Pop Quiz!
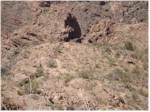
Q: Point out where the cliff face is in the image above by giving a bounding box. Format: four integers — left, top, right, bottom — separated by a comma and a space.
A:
1, 1, 148, 110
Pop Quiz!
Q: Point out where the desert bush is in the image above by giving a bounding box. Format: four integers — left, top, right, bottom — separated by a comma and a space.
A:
139, 89, 148, 97
143, 62, 148, 70
131, 51, 142, 59
1, 61, 11, 76
49, 104, 64, 110
47, 60, 57, 68
98, 97, 107, 105
107, 68, 131, 83
1, 67, 9, 76
107, 56, 115, 66
64, 74, 74, 84
55, 47, 62, 53
22, 50, 31, 59
115, 51, 121, 58
31, 94, 39, 100
131, 66, 142, 81
78, 69, 94, 80
11, 47, 20, 56
24, 78, 39, 94
124, 41, 134, 51
36, 67, 44, 77
124, 83, 135, 92
131, 91, 139, 100
18, 78, 29, 87
102, 44, 112, 54
18, 78, 39, 94
95, 64, 100, 68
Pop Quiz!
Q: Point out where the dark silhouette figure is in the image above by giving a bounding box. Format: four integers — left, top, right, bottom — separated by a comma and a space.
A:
64, 13, 81, 42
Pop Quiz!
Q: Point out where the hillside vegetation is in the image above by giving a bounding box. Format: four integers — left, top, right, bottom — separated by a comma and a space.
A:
1, 1, 148, 110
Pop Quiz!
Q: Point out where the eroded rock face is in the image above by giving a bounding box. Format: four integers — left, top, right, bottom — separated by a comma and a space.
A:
87, 18, 115, 43
1, 1, 148, 54
2, 11, 83, 61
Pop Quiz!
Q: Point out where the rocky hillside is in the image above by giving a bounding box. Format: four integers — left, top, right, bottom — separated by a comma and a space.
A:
1, 1, 148, 110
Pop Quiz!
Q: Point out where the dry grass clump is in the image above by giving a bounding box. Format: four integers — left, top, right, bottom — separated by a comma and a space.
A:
124, 41, 134, 51
107, 68, 131, 83
24, 78, 39, 94
36, 67, 44, 77
18, 77, 39, 94
64, 73, 74, 84
78, 69, 94, 80
47, 59, 57, 68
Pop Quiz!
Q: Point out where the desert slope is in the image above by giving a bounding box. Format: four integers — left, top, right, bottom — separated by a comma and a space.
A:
1, 1, 148, 110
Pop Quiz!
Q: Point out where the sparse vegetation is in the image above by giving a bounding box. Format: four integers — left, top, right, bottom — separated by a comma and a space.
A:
22, 50, 31, 59
36, 67, 44, 77
55, 46, 62, 53
18, 77, 39, 94
24, 78, 39, 94
107, 68, 131, 83
98, 97, 107, 105
102, 43, 112, 54
131, 90, 139, 100
131, 51, 142, 59
31, 94, 39, 100
143, 62, 148, 70
1, 66, 9, 76
18, 78, 29, 87
115, 51, 121, 58
131, 66, 144, 82
1, 1, 148, 110
48, 103, 64, 110
47, 59, 57, 68
78, 69, 94, 80
95, 64, 100, 68
107, 56, 115, 66
124, 41, 134, 51
124, 83, 135, 92
64, 74, 74, 84
139, 89, 148, 97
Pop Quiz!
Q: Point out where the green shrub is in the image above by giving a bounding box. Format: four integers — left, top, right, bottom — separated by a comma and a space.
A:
36, 67, 44, 77
98, 97, 107, 105
107, 56, 115, 66
131, 51, 142, 59
50, 104, 64, 110
139, 89, 148, 97
47, 60, 57, 68
18, 78, 39, 94
124, 41, 134, 51
102, 45, 111, 54
143, 62, 148, 70
95, 64, 100, 68
24, 78, 39, 94
132, 66, 140, 75
131, 91, 139, 100
107, 68, 131, 83
115, 51, 121, 58
124, 83, 135, 91
64, 74, 74, 84
78, 69, 94, 80
55, 47, 62, 53
18, 78, 29, 87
